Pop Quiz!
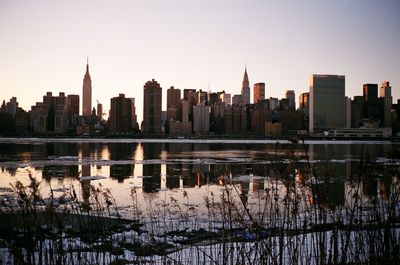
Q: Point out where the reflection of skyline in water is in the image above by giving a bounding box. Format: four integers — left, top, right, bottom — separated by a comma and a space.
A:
0, 142, 397, 210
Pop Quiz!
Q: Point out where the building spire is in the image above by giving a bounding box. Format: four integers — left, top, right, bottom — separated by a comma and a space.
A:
86, 55, 89, 73
243, 65, 249, 82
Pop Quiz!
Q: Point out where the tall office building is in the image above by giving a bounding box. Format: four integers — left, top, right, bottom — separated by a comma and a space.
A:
167, 86, 181, 121
380, 81, 392, 128
67, 95, 79, 128
363, 83, 379, 122
269, 97, 279, 110
309, 74, 345, 132
254, 83, 265, 104
82, 59, 92, 116
143, 79, 162, 134
219, 92, 231, 107
6, 97, 18, 117
31, 92, 69, 134
193, 104, 210, 135
97, 102, 103, 120
109, 94, 134, 134
241, 67, 250, 105
299, 92, 309, 113
285, 90, 296, 110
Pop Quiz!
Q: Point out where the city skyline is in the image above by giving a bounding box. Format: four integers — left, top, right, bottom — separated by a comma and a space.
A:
1, 0, 399, 123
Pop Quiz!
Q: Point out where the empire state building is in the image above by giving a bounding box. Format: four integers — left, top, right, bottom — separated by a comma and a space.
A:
82, 59, 92, 116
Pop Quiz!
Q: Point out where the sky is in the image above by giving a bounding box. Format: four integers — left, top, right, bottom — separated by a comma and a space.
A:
0, 0, 399, 123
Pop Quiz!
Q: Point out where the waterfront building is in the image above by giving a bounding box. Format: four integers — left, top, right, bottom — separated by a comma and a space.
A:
309, 74, 345, 132
97, 102, 103, 120
167, 86, 181, 121
143, 79, 162, 134
31, 92, 69, 134
380, 81, 392, 128
351, 96, 364, 128
109, 94, 135, 134
6, 97, 18, 117
225, 105, 247, 134
345, 97, 351, 128
82, 59, 92, 117
241, 67, 250, 105
254, 83, 265, 104
363, 83, 380, 122
285, 90, 296, 110
169, 99, 192, 135
67, 94, 79, 128
251, 101, 270, 135
299, 92, 309, 113
193, 104, 210, 135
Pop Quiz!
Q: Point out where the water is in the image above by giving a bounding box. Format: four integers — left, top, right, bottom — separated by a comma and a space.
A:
0, 138, 399, 263
0, 138, 397, 216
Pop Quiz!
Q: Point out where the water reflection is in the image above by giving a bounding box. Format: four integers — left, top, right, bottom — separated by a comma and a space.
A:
0, 141, 397, 210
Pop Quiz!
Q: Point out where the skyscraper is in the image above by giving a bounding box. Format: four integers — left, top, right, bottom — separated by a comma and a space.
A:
380, 81, 392, 128
299, 92, 309, 113
363, 84, 379, 122
253, 83, 265, 104
241, 67, 250, 105
109, 94, 134, 134
285, 90, 296, 110
96, 101, 103, 120
82, 59, 92, 116
167, 86, 181, 121
31, 92, 68, 134
143, 79, 162, 134
309, 74, 345, 132
67, 94, 79, 128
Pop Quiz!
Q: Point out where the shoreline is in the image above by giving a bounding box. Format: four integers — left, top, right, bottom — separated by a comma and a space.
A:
0, 136, 395, 144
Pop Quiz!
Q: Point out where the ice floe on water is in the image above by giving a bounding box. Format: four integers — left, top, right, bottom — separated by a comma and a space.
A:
80, 175, 107, 181
232, 175, 265, 182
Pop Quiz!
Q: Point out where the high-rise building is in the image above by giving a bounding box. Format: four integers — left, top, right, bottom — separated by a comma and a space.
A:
345, 97, 351, 128
31, 92, 68, 134
196, 90, 208, 105
309, 74, 345, 132
82, 59, 92, 116
254, 83, 265, 104
363, 84, 378, 103
143, 79, 162, 134
351, 96, 364, 128
232, 94, 243, 106
6, 97, 18, 117
380, 81, 392, 128
193, 104, 210, 135
225, 105, 247, 134
67, 95, 79, 128
269, 97, 279, 110
129, 98, 138, 130
96, 101, 103, 120
241, 67, 250, 105
219, 92, 231, 107
167, 86, 181, 121
299, 92, 309, 113
285, 90, 296, 110
109, 94, 134, 134
363, 84, 379, 122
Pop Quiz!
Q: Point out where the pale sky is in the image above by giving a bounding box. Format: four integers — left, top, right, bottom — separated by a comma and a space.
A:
0, 0, 399, 123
